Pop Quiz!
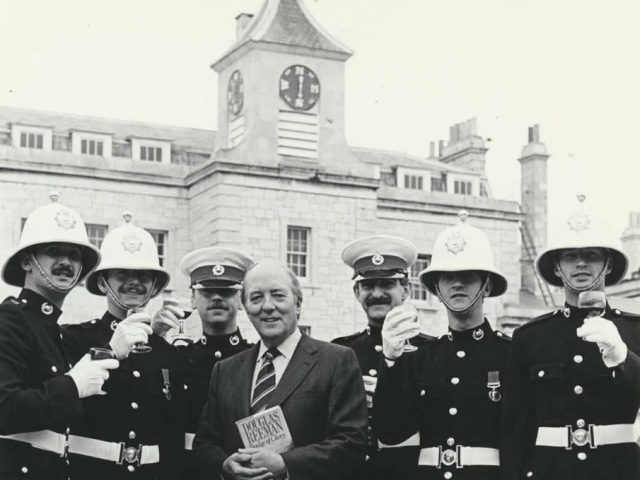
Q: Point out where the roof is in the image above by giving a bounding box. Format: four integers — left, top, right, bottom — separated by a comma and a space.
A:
351, 146, 481, 175
0, 106, 215, 152
214, 0, 352, 67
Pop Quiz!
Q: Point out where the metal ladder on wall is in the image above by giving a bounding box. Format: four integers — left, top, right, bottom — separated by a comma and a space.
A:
520, 218, 556, 307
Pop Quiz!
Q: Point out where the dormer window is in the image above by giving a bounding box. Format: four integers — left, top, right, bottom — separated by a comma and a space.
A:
71, 131, 112, 157
396, 167, 431, 191
131, 138, 171, 164
448, 174, 479, 197
12, 125, 52, 151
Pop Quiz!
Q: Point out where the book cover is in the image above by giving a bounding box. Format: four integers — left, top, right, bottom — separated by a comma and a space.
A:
236, 405, 294, 453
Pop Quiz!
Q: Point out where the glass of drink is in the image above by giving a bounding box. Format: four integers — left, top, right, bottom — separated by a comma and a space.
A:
401, 302, 419, 353
578, 291, 606, 318
90, 347, 117, 394
127, 307, 152, 354
171, 297, 194, 346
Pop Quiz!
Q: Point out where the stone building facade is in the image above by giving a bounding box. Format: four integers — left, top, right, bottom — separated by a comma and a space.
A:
0, 0, 548, 342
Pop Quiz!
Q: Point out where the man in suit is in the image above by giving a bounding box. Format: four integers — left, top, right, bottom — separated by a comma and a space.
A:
500, 195, 640, 480
194, 259, 368, 480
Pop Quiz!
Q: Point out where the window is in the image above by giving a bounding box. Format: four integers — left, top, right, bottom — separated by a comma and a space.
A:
454, 180, 473, 196
410, 255, 431, 301
81, 139, 104, 156
287, 226, 309, 278
147, 230, 167, 266
140, 146, 163, 162
20, 132, 44, 149
86, 224, 108, 249
404, 175, 424, 190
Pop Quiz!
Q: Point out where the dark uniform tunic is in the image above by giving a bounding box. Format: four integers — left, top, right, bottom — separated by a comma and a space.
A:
500, 304, 640, 480
333, 326, 433, 480
177, 329, 251, 479
0, 289, 83, 480
374, 319, 511, 480
61, 311, 187, 480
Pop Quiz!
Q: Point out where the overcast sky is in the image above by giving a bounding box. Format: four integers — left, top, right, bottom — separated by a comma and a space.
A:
1, 0, 639, 247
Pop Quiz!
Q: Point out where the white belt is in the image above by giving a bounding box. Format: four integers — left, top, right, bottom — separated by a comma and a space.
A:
536, 424, 637, 449
378, 432, 420, 449
185, 433, 195, 451
418, 446, 499, 468
0, 431, 160, 465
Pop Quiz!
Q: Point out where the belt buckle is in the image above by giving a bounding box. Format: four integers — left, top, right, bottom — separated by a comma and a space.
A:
438, 445, 462, 469
60, 428, 70, 459
118, 443, 142, 466
566, 425, 595, 449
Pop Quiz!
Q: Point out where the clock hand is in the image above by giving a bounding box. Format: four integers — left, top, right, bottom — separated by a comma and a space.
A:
298, 75, 304, 98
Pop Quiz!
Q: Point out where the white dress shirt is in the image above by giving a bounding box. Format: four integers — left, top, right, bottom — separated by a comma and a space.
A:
251, 328, 302, 399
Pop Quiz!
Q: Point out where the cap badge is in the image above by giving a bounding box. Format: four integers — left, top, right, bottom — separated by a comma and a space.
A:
568, 213, 590, 233
230, 334, 240, 346
446, 231, 466, 254
371, 254, 385, 266
55, 208, 77, 231
122, 232, 142, 254
212, 265, 225, 276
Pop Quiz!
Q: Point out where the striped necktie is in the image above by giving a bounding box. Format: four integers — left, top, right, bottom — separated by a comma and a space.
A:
251, 348, 281, 413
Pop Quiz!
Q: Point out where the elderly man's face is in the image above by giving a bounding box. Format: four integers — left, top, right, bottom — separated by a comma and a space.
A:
244, 262, 300, 348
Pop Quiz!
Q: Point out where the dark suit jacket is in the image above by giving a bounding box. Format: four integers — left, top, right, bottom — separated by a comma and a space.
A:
193, 333, 368, 480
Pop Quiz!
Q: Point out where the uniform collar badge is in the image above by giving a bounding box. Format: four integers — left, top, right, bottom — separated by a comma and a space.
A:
122, 232, 142, 253
200, 335, 207, 345
563, 308, 571, 318
472, 328, 484, 341
212, 265, 225, 276
41, 302, 53, 315
111, 320, 118, 331
230, 334, 240, 346
55, 208, 77, 230
445, 231, 466, 254
371, 254, 384, 266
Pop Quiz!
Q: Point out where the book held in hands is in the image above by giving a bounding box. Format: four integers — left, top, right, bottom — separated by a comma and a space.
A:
236, 406, 294, 453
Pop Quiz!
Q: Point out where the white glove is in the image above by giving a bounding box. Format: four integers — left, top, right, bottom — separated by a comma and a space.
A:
151, 298, 184, 337
382, 305, 421, 361
363, 375, 377, 408
66, 354, 119, 398
577, 317, 628, 368
109, 312, 153, 360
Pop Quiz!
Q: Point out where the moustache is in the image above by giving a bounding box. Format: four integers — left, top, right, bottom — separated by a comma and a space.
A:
119, 285, 147, 295
51, 265, 74, 277
208, 303, 229, 310
366, 297, 391, 307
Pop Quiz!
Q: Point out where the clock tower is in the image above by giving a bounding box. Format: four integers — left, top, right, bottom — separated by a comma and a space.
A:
211, 0, 363, 169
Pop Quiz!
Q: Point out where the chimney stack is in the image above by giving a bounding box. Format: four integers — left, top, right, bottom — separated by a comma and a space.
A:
236, 13, 254, 39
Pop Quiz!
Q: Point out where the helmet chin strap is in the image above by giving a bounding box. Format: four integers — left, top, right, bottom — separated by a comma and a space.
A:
555, 252, 610, 294
436, 275, 490, 316
29, 251, 82, 294
101, 273, 157, 313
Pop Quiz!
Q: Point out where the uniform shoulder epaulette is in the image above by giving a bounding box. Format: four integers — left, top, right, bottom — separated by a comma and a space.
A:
69, 318, 102, 330
413, 333, 438, 345
493, 330, 512, 341
611, 308, 640, 319
331, 329, 366, 344
517, 310, 558, 331
1, 297, 26, 310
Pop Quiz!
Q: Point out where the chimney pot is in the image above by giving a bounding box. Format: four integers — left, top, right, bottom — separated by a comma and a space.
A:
438, 140, 444, 157
430, 142, 435, 157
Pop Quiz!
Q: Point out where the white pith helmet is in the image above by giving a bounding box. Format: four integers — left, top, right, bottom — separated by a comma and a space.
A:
1, 191, 101, 287
419, 210, 508, 297
85, 211, 170, 296
535, 194, 628, 287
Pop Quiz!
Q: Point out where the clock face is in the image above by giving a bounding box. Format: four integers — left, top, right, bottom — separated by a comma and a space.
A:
227, 70, 244, 117
279, 65, 320, 111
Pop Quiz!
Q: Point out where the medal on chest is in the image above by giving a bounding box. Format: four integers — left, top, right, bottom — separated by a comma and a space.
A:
487, 371, 501, 402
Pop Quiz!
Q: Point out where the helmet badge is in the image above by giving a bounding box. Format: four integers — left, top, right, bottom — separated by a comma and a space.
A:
122, 232, 143, 254
212, 265, 225, 276
371, 254, 385, 266
55, 208, 77, 231
446, 231, 466, 255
